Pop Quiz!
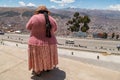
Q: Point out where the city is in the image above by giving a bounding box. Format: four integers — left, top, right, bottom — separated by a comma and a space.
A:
0, 0, 120, 80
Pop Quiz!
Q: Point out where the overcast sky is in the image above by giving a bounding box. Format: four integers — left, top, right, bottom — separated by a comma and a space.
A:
0, 0, 120, 11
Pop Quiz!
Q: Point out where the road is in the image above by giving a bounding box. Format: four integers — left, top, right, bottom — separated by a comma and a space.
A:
0, 33, 120, 54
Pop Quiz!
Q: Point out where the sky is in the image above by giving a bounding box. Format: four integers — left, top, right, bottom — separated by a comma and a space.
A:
0, 0, 120, 10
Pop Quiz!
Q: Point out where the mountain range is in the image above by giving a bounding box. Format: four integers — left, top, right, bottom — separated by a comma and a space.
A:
0, 7, 120, 35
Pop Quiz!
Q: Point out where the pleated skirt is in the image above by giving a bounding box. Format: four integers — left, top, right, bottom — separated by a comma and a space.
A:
28, 44, 58, 73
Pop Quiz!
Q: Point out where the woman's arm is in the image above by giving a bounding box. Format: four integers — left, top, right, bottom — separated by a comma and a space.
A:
49, 16, 58, 32
26, 16, 34, 30
53, 20, 57, 32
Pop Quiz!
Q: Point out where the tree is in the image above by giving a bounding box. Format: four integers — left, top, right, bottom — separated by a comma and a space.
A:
116, 34, 119, 40
102, 32, 108, 39
81, 16, 90, 32
66, 12, 90, 32
111, 33, 115, 39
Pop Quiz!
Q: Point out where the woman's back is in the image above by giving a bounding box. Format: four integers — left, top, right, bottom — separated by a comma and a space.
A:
26, 14, 57, 46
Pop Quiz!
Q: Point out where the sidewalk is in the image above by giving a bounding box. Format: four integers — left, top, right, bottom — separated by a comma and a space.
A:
0, 45, 120, 80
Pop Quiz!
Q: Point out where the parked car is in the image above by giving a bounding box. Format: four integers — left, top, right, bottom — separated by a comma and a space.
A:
0, 32, 5, 35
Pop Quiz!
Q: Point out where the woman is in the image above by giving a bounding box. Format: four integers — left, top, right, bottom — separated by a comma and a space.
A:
26, 5, 58, 76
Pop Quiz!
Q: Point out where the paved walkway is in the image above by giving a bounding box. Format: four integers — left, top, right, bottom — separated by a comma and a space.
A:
0, 45, 120, 80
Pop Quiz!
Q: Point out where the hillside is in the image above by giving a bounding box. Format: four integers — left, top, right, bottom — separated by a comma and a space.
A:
0, 7, 120, 35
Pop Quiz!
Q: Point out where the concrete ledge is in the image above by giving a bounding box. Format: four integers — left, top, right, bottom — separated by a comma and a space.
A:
0, 45, 120, 80
1, 39, 120, 55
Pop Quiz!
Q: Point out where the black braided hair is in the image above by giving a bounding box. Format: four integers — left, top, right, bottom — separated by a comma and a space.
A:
38, 10, 52, 38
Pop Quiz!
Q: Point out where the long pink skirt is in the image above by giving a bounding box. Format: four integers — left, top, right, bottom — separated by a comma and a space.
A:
28, 44, 58, 73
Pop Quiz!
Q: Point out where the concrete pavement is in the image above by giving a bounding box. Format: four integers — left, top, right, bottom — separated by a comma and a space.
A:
0, 45, 120, 80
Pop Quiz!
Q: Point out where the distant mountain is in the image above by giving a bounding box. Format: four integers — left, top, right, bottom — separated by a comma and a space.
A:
57, 8, 120, 34
0, 7, 120, 35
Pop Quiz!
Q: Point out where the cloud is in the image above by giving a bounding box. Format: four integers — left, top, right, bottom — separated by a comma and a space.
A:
27, 3, 35, 7
51, 5, 56, 8
19, 1, 26, 6
18, 1, 26, 6
19, 1, 36, 7
50, 0, 75, 6
0, 4, 7, 7
50, 0, 75, 3
108, 4, 120, 11
3, 4, 7, 7
69, 6, 76, 8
